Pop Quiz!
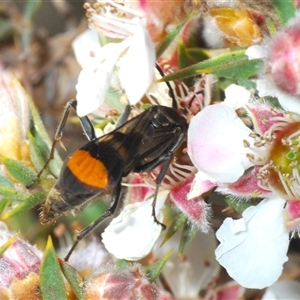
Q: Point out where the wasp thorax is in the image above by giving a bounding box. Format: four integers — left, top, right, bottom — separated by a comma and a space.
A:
265, 122, 300, 199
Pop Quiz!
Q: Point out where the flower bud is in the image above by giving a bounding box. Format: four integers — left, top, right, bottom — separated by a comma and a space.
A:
0, 228, 42, 299
268, 20, 300, 95
85, 264, 159, 300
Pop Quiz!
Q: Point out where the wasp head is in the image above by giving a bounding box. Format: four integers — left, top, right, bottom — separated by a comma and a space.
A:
39, 185, 71, 225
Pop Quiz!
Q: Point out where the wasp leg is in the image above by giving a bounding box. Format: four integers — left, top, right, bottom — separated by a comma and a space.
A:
36, 99, 96, 180
64, 180, 122, 261
134, 133, 186, 229
116, 104, 131, 128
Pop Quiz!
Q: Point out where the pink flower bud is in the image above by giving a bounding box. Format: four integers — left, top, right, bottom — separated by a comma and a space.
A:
85, 264, 159, 300
0, 231, 42, 289
268, 21, 300, 95
170, 177, 211, 233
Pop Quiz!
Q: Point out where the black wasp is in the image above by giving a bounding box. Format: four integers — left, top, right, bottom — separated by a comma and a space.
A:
39, 70, 188, 261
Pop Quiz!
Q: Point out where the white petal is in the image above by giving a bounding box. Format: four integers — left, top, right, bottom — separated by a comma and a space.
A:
245, 45, 268, 60
119, 22, 155, 105
102, 190, 168, 260
187, 104, 254, 183
153, 230, 219, 298
215, 198, 289, 289
75, 68, 108, 117
262, 280, 300, 299
224, 84, 251, 109
72, 29, 102, 68
76, 41, 129, 116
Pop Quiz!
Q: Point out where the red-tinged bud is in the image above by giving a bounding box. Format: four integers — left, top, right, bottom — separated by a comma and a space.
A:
170, 177, 211, 233
85, 264, 159, 300
0, 231, 42, 289
268, 20, 300, 95
0, 228, 43, 300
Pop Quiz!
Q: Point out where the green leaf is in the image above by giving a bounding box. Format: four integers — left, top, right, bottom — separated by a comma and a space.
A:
0, 18, 14, 40
159, 50, 263, 82
0, 186, 28, 201
116, 259, 131, 269
61, 261, 85, 300
0, 175, 14, 188
40, 237, 68, 300
178, 38, 189, 69
28, 131, 47, 175
147, 249, 173, 282
266, 17, 277, 35
24, 0, 42, 19
1, 191, 46, 219
0, 233, 19, 256
178, 223, 198, 256
225, 197, 260, 214
213, 58, 263, 79
271, 0, 296, 25
0, 198, 9, 216
237, 79, 256, 90
156, 18, 187, 58
0, 155, 37, 185
161, 213, 187, 247
29, 98, 62, 178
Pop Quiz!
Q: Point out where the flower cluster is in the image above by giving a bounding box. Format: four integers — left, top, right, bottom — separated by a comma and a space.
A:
2, 0, 300, 299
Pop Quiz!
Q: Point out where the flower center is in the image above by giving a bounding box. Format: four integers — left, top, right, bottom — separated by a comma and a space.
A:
267, 122, 300, 199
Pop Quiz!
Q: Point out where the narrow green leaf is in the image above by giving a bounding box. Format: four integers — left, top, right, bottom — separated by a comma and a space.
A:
116, 259, 131, 269
0, 155, 36, 185
61, 261, 85, 300
0, 233, 19, 256
161, 213, 187, 247
0, 175, 14, 188
178, 38, 189, 69
40, 237, 68, 300
225, 197, 260, 214
156, 19, 187, 58
237, 79, 256, 90
28, 98, 62, 178
271, 0, 296, 25
178, 223, 198, 256
24, 0, 42, 19
213, 58, 263, 79
0, 186, 28, 201
266, 17, 277, 35
0, 198, 9, 216
0, 18, 14, 40
28, 131, 47, 175
159, 50, 262, 82
147, 249, 173, 282
1, 191, 46, 219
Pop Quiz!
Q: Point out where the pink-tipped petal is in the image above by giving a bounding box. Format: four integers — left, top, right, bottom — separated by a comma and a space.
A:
188, 104, 254, 183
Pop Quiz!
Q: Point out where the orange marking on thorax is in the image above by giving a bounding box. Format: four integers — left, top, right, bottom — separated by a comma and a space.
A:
67, 149, 109, 189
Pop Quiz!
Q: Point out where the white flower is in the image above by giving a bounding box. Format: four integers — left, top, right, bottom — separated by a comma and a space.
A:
215, 198, 289, 289
102, 190, 168, 260
73, 17, 155, 116
187, 84, 300, 289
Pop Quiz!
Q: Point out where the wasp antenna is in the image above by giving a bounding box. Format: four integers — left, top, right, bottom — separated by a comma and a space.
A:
155, 63, 177, 109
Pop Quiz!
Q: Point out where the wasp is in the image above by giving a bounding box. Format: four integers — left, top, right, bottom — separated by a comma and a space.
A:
39, 94, 187, 261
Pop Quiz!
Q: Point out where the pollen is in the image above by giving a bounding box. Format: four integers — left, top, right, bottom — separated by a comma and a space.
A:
266, 122, 300, 199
